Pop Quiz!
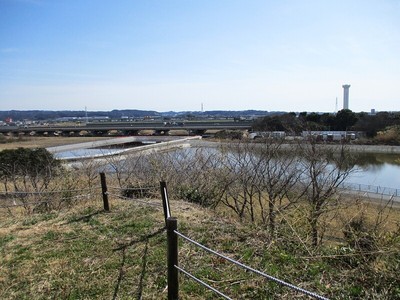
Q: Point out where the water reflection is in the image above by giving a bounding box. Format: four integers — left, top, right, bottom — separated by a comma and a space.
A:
343, 153, 400, 188
56, 144, 400, 189
173, 147, 400, 188
355, 153, 400, 167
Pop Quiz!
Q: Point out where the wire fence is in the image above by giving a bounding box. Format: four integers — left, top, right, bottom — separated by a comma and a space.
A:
162, 184, 330, 300
339, 182, 400, 197
0, 188, 98, 209
1, 173, 333, 299
175, 265, 233, 300
0, 173, 161, 212
0, 187, 95, 196
107, 192, 162, 208
178, 230, 329, 299
0, 193, 96, 209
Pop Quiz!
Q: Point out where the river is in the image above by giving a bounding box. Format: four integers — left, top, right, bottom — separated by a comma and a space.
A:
347, 153, 400, 192
54, 140, 400, 193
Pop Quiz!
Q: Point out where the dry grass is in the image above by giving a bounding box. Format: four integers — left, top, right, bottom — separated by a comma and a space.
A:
0, 136, 111, 150
1, 190, 399, 299
214, 192, 400, 246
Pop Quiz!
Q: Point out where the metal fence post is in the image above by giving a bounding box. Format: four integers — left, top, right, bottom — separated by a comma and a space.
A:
100, 172, 110, 212
160, 181, 171, 223
167, 217, 179, 300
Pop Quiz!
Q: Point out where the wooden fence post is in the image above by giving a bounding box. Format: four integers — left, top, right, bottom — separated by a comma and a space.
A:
167, 217, 179, 300
100, 172, 110, 212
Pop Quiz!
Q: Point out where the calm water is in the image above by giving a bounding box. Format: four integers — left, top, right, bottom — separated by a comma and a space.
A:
56, 146, 400, 189
348, 153, 400, 189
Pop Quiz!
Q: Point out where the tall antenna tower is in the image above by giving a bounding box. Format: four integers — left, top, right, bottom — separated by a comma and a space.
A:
85, 106, 88, 124
201, 103, 204, 112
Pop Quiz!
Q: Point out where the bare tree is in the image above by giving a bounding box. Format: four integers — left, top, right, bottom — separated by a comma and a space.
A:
0, 148, 62, 211
103, 150, 153, 188
218, 141, 265, 222
297, 139, 356, 246
147, 147, 228, 207
212, 140, 302, 231
71, 157, 104, 189
258, 141, 303, 234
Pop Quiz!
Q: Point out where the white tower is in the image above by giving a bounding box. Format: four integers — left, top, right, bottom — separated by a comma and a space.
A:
342, 84, 350, 110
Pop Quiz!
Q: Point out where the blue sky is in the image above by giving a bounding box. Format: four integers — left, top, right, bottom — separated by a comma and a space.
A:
1, 0, 399, 112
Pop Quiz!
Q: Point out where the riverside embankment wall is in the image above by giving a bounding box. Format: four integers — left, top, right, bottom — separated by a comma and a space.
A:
346, 144, 400, 154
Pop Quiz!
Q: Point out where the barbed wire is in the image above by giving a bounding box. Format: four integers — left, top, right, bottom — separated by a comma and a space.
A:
175, 265, 233, 300
175, 230, 330, 300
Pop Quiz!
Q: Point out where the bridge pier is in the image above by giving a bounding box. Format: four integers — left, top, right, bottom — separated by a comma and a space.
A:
123, 130, 139, 136
191, 129, 206, 136
154, 130, 170, 136
92, 130, 108, 136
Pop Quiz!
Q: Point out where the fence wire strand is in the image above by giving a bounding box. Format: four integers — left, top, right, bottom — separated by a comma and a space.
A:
107, 186, 158, 191
175, 230, 330, 300
0, 187, 96, 196
106, 192, 162, 208
175, 265, 233, 300
0, 192, 96, 209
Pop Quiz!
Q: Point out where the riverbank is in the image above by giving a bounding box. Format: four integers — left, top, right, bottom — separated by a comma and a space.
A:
347, 144, 400, 153
2, 136, 400, 154
188, 139, 400, 154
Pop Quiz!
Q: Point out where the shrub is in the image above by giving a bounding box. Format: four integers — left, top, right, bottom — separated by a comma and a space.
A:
342, 215, 378, 265
178, 186, 214, 207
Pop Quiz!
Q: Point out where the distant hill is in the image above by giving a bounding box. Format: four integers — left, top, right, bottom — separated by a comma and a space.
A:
0, 110, 160, 121
0, 109, 278, 121
162, 110, 280, 118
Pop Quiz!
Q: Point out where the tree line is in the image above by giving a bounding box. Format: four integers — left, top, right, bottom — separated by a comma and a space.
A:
253, 109, 400, 139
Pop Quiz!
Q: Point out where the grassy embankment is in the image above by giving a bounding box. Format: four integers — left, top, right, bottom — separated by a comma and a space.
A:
1, 192, 400, 299
1, 136, 399, 299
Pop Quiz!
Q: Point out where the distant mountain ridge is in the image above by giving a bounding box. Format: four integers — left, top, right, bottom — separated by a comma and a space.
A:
0, 109, 277, 121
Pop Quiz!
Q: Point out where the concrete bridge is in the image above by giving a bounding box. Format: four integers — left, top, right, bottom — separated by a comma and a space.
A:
0, 120, 253, 137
